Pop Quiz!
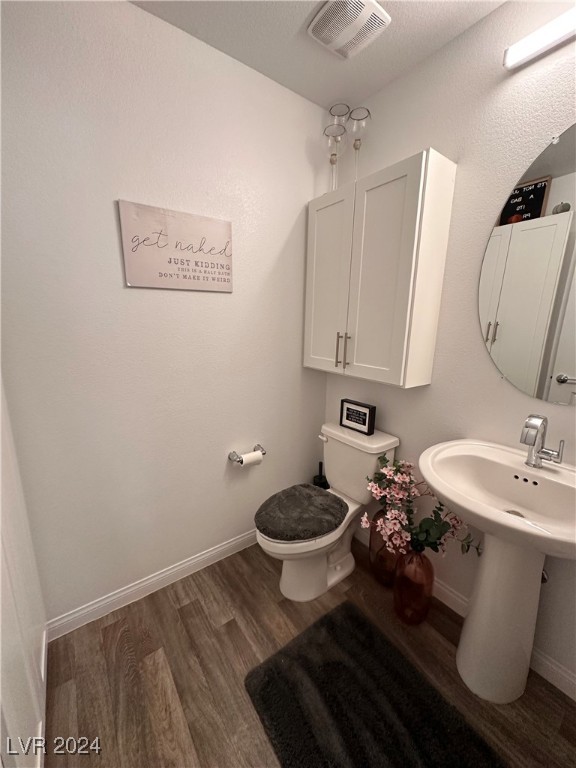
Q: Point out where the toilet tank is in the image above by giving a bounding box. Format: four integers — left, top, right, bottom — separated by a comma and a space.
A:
321, 423, 399, 505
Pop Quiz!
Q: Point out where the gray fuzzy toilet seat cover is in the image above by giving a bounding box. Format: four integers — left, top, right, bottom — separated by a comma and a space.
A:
255, 483, 348, 542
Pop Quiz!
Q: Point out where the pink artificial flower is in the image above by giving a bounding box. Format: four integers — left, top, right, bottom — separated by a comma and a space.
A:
360, 512, 370, 529
375, 517, 386, 533
367, 481, 386, 500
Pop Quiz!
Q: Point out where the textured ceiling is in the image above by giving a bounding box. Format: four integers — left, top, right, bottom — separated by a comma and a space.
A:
134, 1, 506, 107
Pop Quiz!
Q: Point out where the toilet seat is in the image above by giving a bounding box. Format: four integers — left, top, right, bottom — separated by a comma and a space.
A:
256, 491, 362, 557
254, 483, 348, 542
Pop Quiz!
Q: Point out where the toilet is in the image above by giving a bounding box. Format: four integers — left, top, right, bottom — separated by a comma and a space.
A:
255, 423, 399, 602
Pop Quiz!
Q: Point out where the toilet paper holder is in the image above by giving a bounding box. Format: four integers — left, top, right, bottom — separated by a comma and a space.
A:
228, 444, 266, 464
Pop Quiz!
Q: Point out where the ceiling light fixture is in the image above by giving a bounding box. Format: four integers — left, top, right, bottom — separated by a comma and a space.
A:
503, 8, 576, 70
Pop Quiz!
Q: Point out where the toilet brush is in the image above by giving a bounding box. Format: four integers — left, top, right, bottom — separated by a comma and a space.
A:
313, 461, 330, 489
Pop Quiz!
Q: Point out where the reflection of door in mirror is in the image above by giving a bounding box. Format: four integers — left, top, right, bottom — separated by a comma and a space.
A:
480, 211, 573, 398
545, 271, 575, 404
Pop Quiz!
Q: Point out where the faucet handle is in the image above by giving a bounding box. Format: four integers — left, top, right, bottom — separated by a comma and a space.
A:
539, 439, 565, 465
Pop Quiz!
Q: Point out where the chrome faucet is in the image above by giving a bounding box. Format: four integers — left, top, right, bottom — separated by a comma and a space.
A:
519, 415, 564, 468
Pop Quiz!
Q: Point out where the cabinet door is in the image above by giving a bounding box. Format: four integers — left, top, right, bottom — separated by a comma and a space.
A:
345, 153, 425, 384
478, 224, 512, 349
490, 212, 572, 396
303, 182, 355, 372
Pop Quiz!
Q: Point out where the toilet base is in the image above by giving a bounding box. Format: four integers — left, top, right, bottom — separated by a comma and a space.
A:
279, 550, 355, 602
328, 551, 355, 589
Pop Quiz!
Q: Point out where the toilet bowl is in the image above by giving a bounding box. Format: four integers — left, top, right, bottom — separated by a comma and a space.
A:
255, 423, 399, 602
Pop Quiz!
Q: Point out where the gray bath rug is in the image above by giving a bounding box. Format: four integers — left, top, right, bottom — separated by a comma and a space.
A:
245, 602, 506, 768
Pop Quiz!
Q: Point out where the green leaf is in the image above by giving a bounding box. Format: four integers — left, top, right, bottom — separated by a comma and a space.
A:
428, 524, 441, 540
439, 521, 451, 536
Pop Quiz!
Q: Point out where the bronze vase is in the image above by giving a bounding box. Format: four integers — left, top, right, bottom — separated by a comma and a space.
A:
393, 549, 434, 625
368, 510, 399, 587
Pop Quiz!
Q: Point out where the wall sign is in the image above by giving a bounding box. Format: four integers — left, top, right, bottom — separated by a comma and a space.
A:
340, 399, 376, 436
118, 200, 232, 292
498, 176, 551, 226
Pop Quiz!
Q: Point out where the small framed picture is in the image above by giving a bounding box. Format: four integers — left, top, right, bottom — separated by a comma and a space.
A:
340, 399, 376, 436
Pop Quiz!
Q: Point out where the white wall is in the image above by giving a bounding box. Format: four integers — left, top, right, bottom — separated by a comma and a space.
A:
2, 1, 326, 621
331, 2, 576, 683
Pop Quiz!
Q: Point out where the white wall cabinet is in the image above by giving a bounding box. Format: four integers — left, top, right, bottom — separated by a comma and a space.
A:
479, 211, 573, 397
303, 149, 456, 387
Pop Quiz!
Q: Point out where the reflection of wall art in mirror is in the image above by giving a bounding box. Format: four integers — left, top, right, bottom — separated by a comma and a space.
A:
498, 176, 551, 225
478, 123, 576, 406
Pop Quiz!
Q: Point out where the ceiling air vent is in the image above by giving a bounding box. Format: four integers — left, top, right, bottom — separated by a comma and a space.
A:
307, 0, 391, 59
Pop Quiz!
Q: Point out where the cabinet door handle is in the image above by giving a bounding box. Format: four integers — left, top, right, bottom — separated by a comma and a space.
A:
335, 332, 343, 367
485, 321, 492, 343
342, 334, 352, 369
491, 321, 499, 344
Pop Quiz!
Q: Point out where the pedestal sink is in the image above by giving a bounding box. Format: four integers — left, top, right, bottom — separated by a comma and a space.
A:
419, 439, 576, 704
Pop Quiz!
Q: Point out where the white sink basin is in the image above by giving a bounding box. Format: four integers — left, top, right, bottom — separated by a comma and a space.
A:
419, 438, 576, 704
419, 439, 576, 559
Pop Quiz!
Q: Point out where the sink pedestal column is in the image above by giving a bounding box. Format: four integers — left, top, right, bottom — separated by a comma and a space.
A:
456, 533, 544, 704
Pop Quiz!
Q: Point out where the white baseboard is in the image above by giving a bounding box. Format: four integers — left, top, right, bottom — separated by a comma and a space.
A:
531, 647, 576, 701
46, 529, 257, 641
433, 576, 468, 618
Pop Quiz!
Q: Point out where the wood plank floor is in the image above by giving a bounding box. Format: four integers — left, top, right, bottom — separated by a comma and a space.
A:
45, 542, 576, 768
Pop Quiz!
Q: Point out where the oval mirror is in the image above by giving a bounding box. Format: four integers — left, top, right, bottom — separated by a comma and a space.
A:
478, 124, 576, 405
